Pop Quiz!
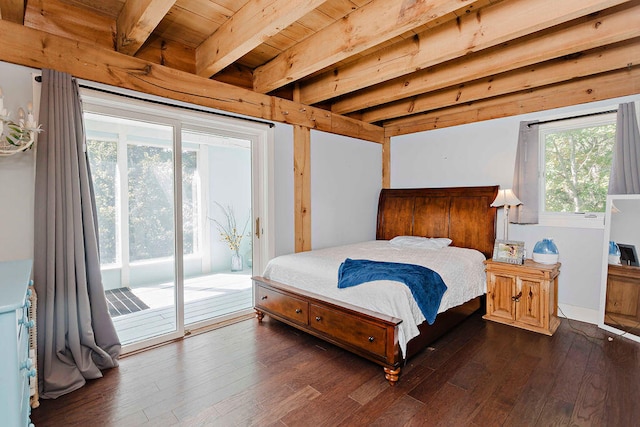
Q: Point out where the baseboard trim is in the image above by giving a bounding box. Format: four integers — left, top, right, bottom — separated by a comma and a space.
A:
557, 303, 599, 325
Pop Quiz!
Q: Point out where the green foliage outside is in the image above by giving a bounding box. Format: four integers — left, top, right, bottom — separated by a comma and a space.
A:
87, 139, 118, 264
127, 144, 175, 261
544, 123, 615, 213
88, 140, 200, 265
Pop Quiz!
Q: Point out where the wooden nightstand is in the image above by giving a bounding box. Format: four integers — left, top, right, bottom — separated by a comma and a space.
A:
483, 259, 561, 335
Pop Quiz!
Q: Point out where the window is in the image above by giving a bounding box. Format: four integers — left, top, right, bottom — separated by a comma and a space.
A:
538, 112, 616, 226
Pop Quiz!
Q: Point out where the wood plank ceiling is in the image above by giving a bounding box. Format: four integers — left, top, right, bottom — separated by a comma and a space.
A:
0, 0, 638, 140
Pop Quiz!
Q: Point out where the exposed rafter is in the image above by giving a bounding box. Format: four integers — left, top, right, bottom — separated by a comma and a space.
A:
252, 0, 487, 94
299, 0, 631, 106
0, 0, 25, 24
332, 2, 640, 115
384, 67, 640, 136
25, 0, 116, 48
196, 0, 329, 78
363, 39, 640, 123
3, 0, 639, 137
117, 0, 177, 55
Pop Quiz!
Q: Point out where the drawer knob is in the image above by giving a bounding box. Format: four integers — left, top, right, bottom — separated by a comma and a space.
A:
295, 308, 302, 314
315, 316, 322, 322
261, 295, 268, 300
368, 336, 375, 342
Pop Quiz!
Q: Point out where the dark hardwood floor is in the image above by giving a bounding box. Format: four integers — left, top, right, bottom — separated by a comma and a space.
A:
31, 310, 640, 426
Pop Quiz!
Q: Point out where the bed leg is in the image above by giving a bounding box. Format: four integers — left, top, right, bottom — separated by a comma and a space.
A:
255, 309, 264, 323
384, 367, 401, 385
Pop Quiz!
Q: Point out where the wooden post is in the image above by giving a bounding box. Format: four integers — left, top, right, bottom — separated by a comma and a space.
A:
293, 84, 311, 252
293, 125, 311, 252
382, 136, 391, 189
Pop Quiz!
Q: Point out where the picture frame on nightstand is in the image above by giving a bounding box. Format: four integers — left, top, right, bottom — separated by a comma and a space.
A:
618, 243, 639, 266
492, 239, 525, 264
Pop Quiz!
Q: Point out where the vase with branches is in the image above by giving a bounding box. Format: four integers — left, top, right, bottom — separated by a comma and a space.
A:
212, 202, 250, 271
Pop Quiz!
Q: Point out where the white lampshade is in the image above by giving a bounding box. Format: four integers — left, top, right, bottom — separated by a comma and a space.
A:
491, 189, 522, 207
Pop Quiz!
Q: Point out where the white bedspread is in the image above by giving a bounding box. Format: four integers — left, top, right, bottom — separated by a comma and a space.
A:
261, 240, 487, 355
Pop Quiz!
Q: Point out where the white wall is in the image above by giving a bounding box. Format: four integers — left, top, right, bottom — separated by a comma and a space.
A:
273, 123, 294, 256
311, 130, 381, 249
272, 125, 383, 254
0, 62, 38, 261
392, 93, 640, 324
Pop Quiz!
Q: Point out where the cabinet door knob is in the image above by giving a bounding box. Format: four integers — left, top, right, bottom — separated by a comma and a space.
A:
315, 316, 322, 322
512, 291, 523, 302
295, 308, 302, 314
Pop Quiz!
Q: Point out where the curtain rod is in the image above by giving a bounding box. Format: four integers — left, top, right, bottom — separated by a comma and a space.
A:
528, 109, 617, 127
34, 75, 275, 128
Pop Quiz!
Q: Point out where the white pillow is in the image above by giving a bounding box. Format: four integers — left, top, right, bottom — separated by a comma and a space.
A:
389, 236, 452, 249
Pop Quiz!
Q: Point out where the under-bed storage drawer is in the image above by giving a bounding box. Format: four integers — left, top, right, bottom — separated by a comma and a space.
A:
256, 286, 309, 326
309, 304, 387, 358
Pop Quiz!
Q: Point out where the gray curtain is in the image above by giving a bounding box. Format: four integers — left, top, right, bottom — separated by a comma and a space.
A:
609, 102, 640, 194
33, 69, 121, 399
511, 120, 539, 224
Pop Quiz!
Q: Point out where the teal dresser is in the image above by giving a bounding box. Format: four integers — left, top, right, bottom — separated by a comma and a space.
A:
0, 260, 36, 427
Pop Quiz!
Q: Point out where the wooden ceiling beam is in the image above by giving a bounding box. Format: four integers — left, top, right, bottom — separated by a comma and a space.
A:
0, 0, 25, 24
300, 0, 631, 105
252, 0, 487, 94
117, 0, 177, 55
25, 0, 116, 50
363, 39, 640, 123
333, 2, 640, 115
0, 19, 384, 143
196, 0, 329, 78
384, 67, 640, 137
135, 36, 196, 73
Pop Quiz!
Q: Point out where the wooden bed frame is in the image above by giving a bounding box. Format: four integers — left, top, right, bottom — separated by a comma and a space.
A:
253, 186, 498, 384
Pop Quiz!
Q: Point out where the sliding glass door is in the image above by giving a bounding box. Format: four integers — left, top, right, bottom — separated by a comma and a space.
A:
181, 130, 254, 328
82, 90, 272, 351
86, 113, 179, 345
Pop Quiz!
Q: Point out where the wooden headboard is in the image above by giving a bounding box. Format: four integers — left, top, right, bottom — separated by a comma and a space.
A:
376, 186, 499, 259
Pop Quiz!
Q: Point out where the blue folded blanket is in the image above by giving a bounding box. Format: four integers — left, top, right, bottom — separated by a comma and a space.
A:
337, 258, 447, 325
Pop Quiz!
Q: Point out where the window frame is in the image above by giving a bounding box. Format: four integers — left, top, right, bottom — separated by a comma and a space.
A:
536, 111, 617, 229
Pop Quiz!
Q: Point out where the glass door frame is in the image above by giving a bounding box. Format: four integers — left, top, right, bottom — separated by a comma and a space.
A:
81, 88, 274, 354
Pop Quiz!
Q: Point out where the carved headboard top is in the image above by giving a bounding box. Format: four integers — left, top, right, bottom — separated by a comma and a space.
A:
376, 186, 499, 259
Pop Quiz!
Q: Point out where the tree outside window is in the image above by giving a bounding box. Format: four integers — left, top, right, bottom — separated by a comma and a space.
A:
541, 115, 616, 215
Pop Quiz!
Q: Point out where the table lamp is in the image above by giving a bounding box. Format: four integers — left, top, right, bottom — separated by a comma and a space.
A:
490, 189, 522, 240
